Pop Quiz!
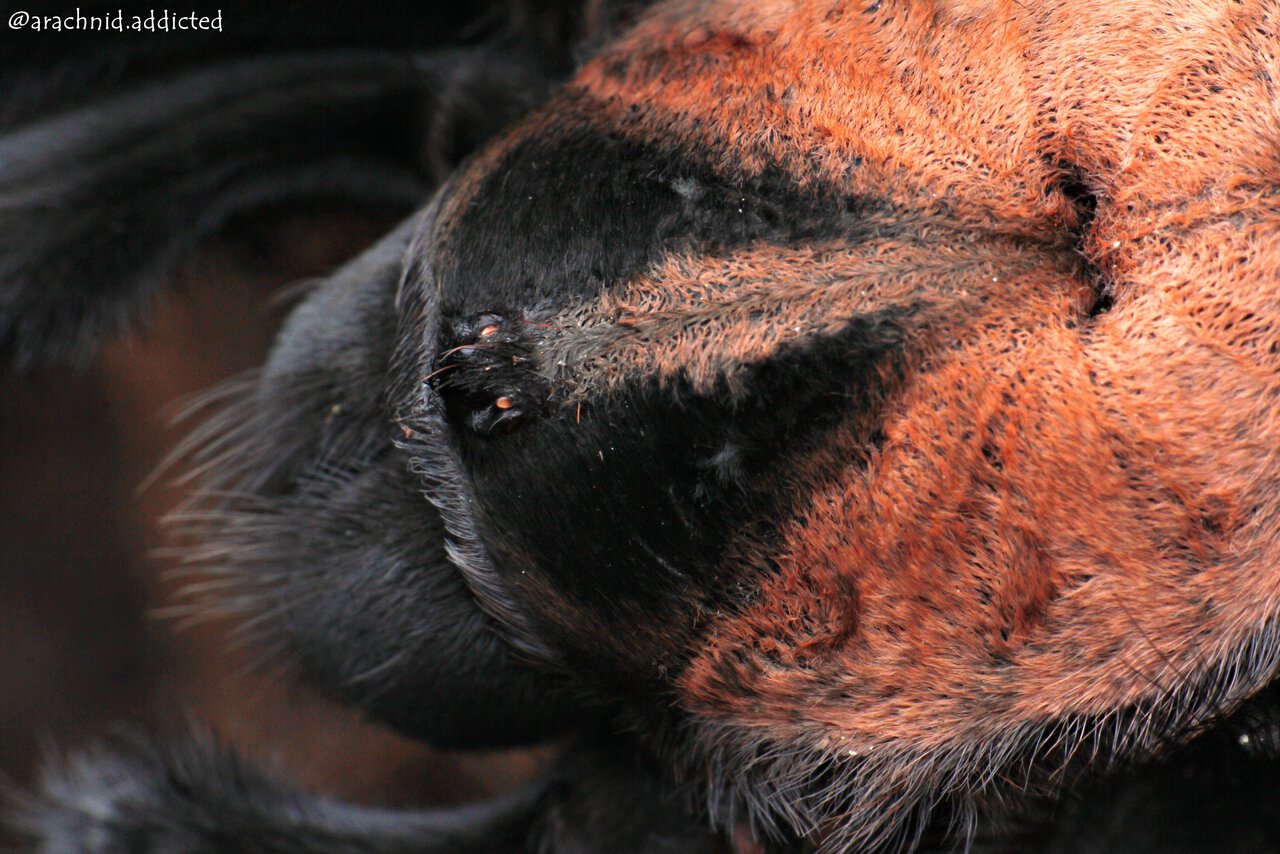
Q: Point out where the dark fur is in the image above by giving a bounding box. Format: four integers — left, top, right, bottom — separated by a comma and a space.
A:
5, 1, 1280, 852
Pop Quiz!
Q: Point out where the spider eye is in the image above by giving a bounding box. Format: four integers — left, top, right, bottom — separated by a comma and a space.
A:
495, 395, 515, 410
479, 323, 501, 338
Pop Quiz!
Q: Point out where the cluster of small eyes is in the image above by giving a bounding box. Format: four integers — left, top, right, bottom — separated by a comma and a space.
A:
428, 314, 534, 435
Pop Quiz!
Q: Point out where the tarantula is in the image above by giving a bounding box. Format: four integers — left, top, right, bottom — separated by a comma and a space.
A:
5, 0, 1280, 851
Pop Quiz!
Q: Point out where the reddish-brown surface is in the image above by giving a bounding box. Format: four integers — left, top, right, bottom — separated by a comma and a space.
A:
658, 0, 1280, 751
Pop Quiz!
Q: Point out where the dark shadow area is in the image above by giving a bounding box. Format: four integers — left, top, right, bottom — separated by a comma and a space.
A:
0, 206, 548, 846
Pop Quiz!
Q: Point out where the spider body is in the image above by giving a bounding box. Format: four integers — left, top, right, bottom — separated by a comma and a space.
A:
5, 1, 1280, 851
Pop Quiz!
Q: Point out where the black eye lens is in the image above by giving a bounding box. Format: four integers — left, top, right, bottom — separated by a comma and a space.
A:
465, 395, 525, 435
452, 312, 506, 344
